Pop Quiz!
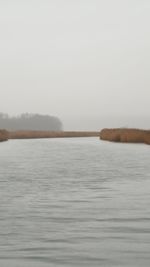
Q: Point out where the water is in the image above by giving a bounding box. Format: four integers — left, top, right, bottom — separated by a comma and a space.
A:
0, 138, 150, 267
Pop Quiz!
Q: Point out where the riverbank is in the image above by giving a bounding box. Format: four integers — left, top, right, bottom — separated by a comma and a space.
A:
9, 131, 100, 139
100, 128, 150, 145
0, 130, 9, 142
1, 129, 150, 145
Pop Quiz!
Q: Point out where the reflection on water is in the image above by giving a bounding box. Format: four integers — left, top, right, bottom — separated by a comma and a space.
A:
0, 138, 150, 267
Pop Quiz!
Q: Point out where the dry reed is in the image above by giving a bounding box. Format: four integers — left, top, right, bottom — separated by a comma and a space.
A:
9, 131, 99, 139
0, 130, 9, 142
100, 128, 150, 145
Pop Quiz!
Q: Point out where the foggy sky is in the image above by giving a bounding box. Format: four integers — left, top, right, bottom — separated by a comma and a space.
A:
0, 0, 150, 129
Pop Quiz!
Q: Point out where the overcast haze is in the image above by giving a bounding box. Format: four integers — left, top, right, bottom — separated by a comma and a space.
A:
0, 0, 150, 129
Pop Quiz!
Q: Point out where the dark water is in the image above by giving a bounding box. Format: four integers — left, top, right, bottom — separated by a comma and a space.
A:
0, 138, 150, 267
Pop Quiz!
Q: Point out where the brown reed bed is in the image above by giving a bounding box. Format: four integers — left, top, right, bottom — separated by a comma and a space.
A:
0, 130, 9, 142
9, 131, 100, 139
100, 128, 150, 145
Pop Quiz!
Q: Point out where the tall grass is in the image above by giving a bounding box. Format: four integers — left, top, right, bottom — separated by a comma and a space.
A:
100, 128, 150, 145
0, 130, 9, 142
9, 131, 99, 139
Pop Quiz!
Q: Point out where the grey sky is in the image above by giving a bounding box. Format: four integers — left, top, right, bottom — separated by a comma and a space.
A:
0, 0, 150, 129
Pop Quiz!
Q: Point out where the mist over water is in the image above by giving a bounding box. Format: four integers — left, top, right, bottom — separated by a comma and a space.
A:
0, 138, 150, 267
1, 1, 150, 119
63, 116, 150, 131
1, 1, 149, 265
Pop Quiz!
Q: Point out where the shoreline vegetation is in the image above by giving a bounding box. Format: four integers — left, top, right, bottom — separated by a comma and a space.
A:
0, 130, 99, 141
100, 128, 150, 145
9, 131, 100, 139
0, 130, 9, 142
0, 128, 150, 145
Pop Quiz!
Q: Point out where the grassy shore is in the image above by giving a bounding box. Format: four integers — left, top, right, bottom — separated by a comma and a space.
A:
9, 131, 100, 139
0, 130, 9, 142
1, 128, 150, 145
100, 128, 150, 145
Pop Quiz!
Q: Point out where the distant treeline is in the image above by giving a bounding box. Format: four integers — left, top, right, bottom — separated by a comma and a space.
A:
0, 113, 63, 131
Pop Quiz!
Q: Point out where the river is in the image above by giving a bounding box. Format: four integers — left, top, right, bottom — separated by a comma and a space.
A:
0, 138, 150, 266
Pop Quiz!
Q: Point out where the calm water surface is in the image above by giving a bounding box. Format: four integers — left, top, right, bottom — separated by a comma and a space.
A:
0, 138, 150, 267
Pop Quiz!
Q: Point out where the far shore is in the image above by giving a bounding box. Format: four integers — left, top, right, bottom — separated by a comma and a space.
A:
8, 131, 100, 139
1, 128, 150, 145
